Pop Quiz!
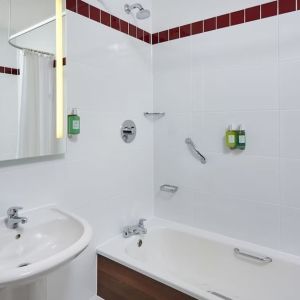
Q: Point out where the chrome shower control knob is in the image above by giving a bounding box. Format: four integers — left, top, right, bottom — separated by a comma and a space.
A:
121, 120, 136, 143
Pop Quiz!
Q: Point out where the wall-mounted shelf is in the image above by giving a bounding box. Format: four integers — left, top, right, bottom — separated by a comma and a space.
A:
144, 112, 165, 119
160, 184, 178, 193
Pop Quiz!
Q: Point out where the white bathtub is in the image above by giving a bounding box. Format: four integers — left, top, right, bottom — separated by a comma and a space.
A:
97, 218, 300, 300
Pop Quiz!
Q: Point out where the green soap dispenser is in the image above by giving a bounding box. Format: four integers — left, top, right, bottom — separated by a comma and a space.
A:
68, 108, 80, 136
226, 125, 237, 149
237, 125, 246, 150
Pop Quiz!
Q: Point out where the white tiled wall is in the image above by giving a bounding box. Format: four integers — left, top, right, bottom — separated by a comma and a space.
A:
0, 29, 18, 159
154, 10, 300, 255
0, 9, 153, 300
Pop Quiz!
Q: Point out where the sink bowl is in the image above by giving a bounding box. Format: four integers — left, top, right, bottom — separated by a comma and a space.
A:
0, 205, 92, 288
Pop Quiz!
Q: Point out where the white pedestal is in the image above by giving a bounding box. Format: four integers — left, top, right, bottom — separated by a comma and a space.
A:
0, 278, 47, 300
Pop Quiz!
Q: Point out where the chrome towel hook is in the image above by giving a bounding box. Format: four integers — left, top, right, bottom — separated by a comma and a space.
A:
185, 138, 206, 164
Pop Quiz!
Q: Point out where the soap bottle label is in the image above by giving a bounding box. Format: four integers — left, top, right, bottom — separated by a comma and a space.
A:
228, 135, 235, 144
72, 120, 80, 130
239, 135, 245, 144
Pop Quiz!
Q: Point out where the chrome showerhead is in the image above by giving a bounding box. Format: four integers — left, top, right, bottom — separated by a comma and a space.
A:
124, 3, 151, 20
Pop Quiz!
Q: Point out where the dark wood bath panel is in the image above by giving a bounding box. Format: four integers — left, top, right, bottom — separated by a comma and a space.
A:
97, 255, 197, 300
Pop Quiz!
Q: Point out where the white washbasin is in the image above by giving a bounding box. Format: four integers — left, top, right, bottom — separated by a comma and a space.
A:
0, 205, 92, 288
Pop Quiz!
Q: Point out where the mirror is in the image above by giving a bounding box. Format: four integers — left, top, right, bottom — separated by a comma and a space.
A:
0, 0, 66, 162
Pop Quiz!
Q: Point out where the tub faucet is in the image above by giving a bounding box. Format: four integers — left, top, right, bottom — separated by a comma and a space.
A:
122, 218, 147, 238
5, 207, 28, 229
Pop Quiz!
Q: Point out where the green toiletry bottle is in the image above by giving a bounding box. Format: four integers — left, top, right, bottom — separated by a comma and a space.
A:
237, 125, 246, 150
68, 108, 80, 136
226, 125, 237, 149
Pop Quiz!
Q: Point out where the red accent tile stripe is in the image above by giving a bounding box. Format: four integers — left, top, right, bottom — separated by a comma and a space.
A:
151, 0, 298, 44
0, 66, 20, 75
53, 57, 67, 68
66, 0, 151, 44
66, 0, 298, 46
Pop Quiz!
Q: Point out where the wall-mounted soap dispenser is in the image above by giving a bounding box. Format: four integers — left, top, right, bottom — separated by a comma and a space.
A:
68, 108, 80, 137
237, 125, 246, 150
225, 125, 237, 149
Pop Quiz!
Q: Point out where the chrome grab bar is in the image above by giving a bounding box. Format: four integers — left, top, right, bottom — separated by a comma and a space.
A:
185, 138, 206, 164
160, 184, 178, 193
234, 248, 272, 263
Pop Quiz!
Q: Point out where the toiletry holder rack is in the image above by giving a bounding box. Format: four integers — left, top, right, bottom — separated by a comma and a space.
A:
160, 184, 179, 193
144, 112, 165, 118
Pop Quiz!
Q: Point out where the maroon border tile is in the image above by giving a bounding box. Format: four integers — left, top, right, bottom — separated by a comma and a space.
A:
144, 31, 151, 44
4, 67, 12, 74
89, 5, 100, 22
159, 30, 168, 43
137, 28, 144, 41
204, 17, 216, 32
129, 24, 137, 38
192, 21, 203, 35
298, 0, 300, 10
261, 1, 278, 18
111, 15, 120, 30
169, 27, 180, 40
120, 20, 128, 34
77, 0, 89, 18
245, 5, 261, 22
0, 66, 4, 73
279, 0, 296, 14
101, 10, 110, 27
66, 0, 76, 12
217, 14, 230, 29
231, 10, 245, 26
152, 33, 159, 45
180, 24, 191, 38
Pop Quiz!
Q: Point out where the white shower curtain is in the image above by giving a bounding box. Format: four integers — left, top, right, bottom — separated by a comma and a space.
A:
17, 50, 56, 158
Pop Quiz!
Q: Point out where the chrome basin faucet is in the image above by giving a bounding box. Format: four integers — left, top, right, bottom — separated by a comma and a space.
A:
5, 207, 28, 229
122, 218, 147, 238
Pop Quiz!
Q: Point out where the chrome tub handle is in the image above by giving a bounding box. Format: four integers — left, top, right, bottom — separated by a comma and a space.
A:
185, 138, 206, 164
234, 248, 272, 263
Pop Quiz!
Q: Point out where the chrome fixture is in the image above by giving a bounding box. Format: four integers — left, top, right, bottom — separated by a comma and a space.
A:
124, 3, 151, 20
234, 248, 272, 264
5, 207, 28, 229
122, 218, 147, 238
160, 184, 178, 193
185, 138, 206, 164
121, 120, 136, 143
144, 112, 165, 118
